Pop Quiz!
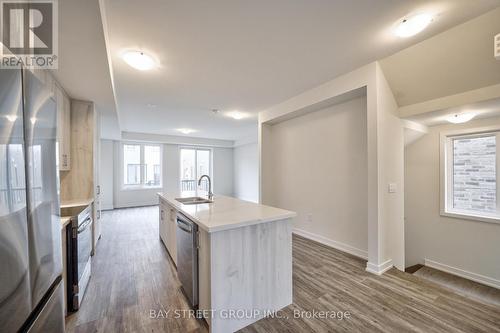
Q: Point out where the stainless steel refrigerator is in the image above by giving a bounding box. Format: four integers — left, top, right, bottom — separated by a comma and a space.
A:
0, 68, 64, 332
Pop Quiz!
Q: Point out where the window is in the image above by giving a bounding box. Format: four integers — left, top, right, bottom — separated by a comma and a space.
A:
123, 144, 162, 188
441, 128, 500, 223
180, 148, 211, 193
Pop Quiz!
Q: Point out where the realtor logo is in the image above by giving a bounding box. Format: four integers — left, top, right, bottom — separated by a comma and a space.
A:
1, 0, 58, 68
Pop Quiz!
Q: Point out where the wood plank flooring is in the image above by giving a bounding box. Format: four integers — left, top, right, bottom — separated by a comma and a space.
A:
413, 266, 500, 307
242, 235, 500, 333
66, 206, 500, 333
65, 206, 207, 333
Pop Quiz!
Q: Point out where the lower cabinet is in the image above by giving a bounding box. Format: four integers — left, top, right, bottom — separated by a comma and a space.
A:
159, 204, 167, 243
159, 199, 177, 266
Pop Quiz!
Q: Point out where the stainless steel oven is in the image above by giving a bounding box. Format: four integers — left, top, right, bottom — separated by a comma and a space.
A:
66, 204, 92, 312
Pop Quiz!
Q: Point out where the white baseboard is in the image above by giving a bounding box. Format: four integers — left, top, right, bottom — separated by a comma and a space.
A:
424, 259, 500, 290
292, 228, 368, 260
366, 259, 393, 275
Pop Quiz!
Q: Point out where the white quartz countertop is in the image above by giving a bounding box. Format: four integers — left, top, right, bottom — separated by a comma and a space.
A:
158, 192, 296, 233
60, 216, 71, 229
60, 198, 94, 209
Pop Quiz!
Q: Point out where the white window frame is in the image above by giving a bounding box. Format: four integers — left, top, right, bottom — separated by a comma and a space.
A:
179, 146, 213, 194
440, 125, 500, 224
121, 142, 163, 190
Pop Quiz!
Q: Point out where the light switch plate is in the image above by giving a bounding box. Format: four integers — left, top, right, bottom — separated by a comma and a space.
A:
388, 183, 397, 193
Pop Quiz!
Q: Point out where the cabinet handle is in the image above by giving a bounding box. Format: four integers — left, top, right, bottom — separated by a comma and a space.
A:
160, 210, 164, 220
97, 185, 101, 195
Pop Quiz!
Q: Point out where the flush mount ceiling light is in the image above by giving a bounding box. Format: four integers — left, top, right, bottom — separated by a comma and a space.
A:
446, 113, 475, 124
226, 111, 248, 120
177, 128, 197, 135
122, 51, 157, 70
394, 13, 433, 38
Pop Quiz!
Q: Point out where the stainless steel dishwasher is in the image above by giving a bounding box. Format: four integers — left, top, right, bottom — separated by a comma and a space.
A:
176, 213, 199, 308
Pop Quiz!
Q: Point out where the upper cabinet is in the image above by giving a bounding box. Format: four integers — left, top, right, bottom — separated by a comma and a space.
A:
56, 83, 71, 170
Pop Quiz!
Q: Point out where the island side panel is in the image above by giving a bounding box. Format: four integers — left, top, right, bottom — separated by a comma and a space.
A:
209, 218, 292, 333
198, 227, 211, 326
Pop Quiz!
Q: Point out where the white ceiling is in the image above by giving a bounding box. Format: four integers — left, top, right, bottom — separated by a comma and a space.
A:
52, 0, 120, 139
405, 97, 500, 126
381, 7, 500, 107
83, 0, 500, 140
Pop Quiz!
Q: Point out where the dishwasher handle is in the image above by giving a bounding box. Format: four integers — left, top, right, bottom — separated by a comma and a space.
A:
77, 217, 92, 234
176, 218, 193, 233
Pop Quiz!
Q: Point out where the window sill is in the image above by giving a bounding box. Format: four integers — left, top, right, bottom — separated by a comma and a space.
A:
121, 185, 163, 191
440, 210, 500, 225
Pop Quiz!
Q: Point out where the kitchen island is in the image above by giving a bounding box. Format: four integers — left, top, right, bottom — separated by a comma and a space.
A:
158, 192, 296, 333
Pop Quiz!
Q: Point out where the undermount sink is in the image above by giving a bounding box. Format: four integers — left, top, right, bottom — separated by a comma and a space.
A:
175, 197, 213, 205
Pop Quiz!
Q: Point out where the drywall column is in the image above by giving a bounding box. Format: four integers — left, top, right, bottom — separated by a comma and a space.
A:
375, 63, 405, 272
259, 123, 274, 204
258, 62, 405, 275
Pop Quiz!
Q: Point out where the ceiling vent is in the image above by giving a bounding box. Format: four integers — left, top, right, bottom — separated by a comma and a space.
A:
496, 33, 500, 60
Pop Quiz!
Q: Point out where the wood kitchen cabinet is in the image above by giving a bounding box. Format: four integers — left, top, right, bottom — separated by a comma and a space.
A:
55, 83, 71, 170
60, 100, 101, 254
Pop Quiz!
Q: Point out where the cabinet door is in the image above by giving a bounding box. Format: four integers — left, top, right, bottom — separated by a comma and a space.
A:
56, 86, 71, 171
168, 206, 177, 265
62, 93, 71, 169
159, 203, 166, 244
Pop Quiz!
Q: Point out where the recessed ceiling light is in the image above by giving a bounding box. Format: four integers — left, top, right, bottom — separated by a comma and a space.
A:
394, 13, 433, 38
226, 111, 248, 120
147, 103, 157, 108
446, 113, 475, 124
177, 128, 197, 135
5, 115, 17, 122
122, 51, 158, 70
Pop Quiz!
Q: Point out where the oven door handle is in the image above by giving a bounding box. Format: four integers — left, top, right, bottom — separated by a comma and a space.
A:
77, 217, 92, 234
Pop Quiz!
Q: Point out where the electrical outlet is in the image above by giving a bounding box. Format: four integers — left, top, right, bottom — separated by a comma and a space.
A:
388, 183, 397, 193
306, 213, 313, 223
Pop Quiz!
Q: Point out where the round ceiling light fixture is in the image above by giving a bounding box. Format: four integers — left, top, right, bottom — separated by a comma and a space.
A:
446, 113, 475, 124
5, 115, 17, 122
122, 51, 158, 70
394, 13, 433, 38
177, 128, 197, 135
226, 111, 248, 120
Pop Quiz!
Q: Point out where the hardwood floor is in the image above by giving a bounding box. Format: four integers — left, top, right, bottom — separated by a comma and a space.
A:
413, 266, 500, 307
66, 206, 500, 333
242, 235, 500, 333
65, 206, 208, 333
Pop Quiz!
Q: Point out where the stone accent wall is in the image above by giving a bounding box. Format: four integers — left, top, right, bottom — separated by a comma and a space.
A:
453, 135, 496, 213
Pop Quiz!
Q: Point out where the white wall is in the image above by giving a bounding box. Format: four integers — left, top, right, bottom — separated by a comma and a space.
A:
375, 63, 405, 271
213, 148, 234, 196
99, 139, 114, 210
259, 62, 405, 274
405, 116, 500, 284
263, 96, 368, 258
107, 141, 235, 208
233, 143, 259, 202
